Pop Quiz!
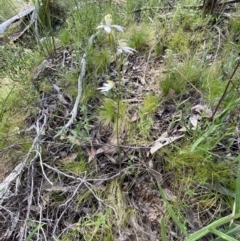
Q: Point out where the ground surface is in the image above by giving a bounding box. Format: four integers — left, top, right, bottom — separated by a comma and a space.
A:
1, 0, 240, 240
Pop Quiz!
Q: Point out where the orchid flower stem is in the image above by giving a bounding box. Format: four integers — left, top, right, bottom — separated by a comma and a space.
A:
108, 0, 112, 12
116, 55, 123, 157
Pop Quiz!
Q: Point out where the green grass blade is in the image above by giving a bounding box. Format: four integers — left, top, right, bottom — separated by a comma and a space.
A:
160, 217, 168, 241
212, 225, 240, 241
235, 155, 240, 214
0, 85, 15, 122
185, 214, 240, 241
209, 228, 239, 241
157, 183, 188, 236
190, 124, 218, 152
26, 224, 43, 241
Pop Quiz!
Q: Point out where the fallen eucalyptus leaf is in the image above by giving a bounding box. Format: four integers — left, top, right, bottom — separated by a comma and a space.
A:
88, 146, 97, 163
150, 132, 184, 154
59, 153, 78, 164
190, 104, 212, 130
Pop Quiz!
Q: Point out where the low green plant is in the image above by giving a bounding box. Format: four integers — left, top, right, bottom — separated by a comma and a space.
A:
87, 49, 111, 74
137, 93, 159, 138
128, 22, 155, 51
99, 98, 117, 126
1, 44, 38, 80
105, 181, 132, 227
99, 98, 128, 134
170, 29, 190, 53
229, 16, 240, 42
79, 211, 113, 241
200, 63, 225, 104
81, 82, 98, 104
161, 56, 203, 95
213, 224, 240, 241
58, 28, 72, 45
74, 180, 134, 241
166, 139, 235, 186
62, 157, 88, 174
67, 0, 102, 44
67, 106, 94, 144
139, 93, 159, 117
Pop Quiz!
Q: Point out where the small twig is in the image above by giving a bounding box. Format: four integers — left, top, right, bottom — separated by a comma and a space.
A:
52, 179, 85, 236
37, 183, 43, 240
0, 110, 47, 204
0, 205, 19, 238
211, 58, 240, 121
19, 164, 35, 241
44, 162, 123, 183
43, 162, 120, 238
36, 149, 53, 186
43, 163, 85, 180
143, 41, 159, 83
132, 6, 174, 13
42, 140, 151, 150
59, 180, 85, 208
174, 67, 203, 96
0, 94, 48, 239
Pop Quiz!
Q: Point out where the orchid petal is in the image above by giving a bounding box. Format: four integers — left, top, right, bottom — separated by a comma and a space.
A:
111, 24, 124, 32
97, 80, 115, 93
104, 26, 112, 33
117, 49, 123, 55
117, 46, 137, 55
96, 25, 105, 29
123, 46, 136, 54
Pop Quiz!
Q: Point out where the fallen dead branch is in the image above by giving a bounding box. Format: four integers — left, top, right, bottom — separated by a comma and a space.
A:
0, 109, 47, 204
1, 24, 111, 239
61, 32, 100, 130
0, 6, 35, 34
0, 96, 48, 240
62, 53, 86, 129
0, 6, 37, 43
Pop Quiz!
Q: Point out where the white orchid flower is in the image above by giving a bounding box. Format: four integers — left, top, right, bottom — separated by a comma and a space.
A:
98, 80, 115, 93
96, 14, 124, 33
117, 39, 137, 55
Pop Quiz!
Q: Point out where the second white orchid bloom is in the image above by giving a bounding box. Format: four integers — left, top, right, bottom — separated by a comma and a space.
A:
117, 39, 137, 55
96, 14, 124, 34
98, 80, 115, 93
